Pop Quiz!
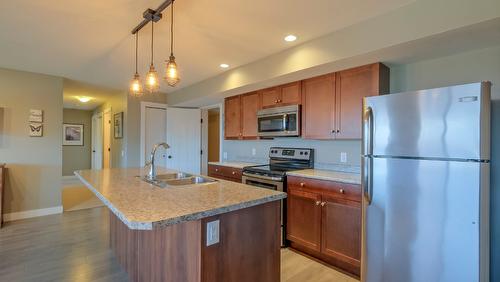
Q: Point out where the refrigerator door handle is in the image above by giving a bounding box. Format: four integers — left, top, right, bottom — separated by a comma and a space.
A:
362, 106, 374, 204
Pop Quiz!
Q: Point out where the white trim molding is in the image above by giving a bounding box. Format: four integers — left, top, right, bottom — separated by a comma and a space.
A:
62, 175, 82, 187
3, 206, 63, 222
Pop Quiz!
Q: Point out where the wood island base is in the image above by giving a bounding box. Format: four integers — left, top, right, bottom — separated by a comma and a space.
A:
109, 201, 281, 282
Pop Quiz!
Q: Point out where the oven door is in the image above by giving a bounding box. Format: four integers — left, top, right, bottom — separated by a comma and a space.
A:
242, 173, 286, 247
257, 112, 299, 137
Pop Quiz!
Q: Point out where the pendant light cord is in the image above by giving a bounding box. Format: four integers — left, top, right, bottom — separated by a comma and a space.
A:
150, 22, 154, 65
135, 32, 139, 73
170, 0, 174, 56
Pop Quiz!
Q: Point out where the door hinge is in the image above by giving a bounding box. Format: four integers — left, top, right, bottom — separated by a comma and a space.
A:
200, 149, 203, 155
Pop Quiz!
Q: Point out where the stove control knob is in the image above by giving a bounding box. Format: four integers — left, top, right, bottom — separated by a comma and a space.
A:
304, 152, 308, 155
300, 152, 304, 155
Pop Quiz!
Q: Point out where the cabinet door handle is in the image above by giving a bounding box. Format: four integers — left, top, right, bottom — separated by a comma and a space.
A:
331, 129, 335, 134
315, 201, 321, 206
320, 202, 326, 207
339, 189, 345, 194
300, 182, 305, 187
215, 168, 219, 172
337, 129, 340, 133
232, 171, 236, 175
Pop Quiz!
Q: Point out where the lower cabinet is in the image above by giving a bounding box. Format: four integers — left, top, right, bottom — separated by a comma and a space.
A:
286, 176, 361, 277
207, 164, 242, 183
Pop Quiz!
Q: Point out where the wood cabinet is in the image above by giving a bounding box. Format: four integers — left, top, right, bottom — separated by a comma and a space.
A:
261, 82, 302, 109
302, 74, 336, 139
302, 63, 389, 139
0, 164, 4, 228
224, 96, 241, 139
224, 92, 260, 140
208, 164, 242, 183
335, 63, 389, 139
286, 176, 361, 276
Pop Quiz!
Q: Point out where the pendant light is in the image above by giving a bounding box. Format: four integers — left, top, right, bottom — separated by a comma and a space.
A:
130, 31, 143, 96
165, 0, 180, 87
145, 21, 159, 93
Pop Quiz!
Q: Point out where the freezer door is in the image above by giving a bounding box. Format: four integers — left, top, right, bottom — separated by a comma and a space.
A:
362, 158, 487, 282
364, 82, 490, 160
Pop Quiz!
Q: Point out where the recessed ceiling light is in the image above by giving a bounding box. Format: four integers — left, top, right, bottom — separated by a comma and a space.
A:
77, 96, 91, 103
220, 63, 229, 68
284, 35, 297, 42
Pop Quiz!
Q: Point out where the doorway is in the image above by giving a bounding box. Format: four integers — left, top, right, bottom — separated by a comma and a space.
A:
201, 105, 222, 175
91, 113, 103, 169
102, 109, 112, 168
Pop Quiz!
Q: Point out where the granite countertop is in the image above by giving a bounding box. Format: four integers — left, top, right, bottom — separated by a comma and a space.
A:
208, 161, 262, 169
287, 169, 361, 185
75, 168, 285, 230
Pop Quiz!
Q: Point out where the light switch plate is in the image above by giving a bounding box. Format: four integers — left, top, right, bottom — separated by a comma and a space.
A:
340, 152, 347, 163
206, 220, 220, 246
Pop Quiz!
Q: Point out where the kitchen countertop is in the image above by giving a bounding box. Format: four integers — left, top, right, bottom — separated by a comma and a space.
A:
287, 169, 361, 185
75, 168, 285, 230
208, 161, 262, 169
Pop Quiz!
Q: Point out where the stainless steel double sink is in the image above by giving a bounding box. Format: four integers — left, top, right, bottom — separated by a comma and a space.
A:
141, 172, 217, 188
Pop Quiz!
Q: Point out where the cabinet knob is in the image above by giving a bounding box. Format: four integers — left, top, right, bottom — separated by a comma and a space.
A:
321, 202, 326, 207
232, 171, 236, 175
215, 168, 219, 172
315, 201, 321, 206
275, 100, 279, 103
278, 99, 282, 103
339, 189, 345, 194
300, 182, 305, 187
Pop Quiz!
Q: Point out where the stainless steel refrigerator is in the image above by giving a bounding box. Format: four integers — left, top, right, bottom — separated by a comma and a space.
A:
361, 82, 491, 282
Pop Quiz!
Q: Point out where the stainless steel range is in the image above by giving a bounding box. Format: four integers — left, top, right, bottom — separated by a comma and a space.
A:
242, 147, 314, 247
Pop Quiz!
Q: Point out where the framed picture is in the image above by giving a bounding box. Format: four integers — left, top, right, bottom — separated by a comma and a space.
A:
29, 123, 43, 137
29, 109, 43, 123
63, 124, 84, 146
114, 112, 123, 139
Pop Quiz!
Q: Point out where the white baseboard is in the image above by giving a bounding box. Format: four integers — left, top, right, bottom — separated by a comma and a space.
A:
3, 206, 63, 222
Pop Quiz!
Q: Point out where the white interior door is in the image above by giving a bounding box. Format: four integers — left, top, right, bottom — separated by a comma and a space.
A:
145, 107, 168, 167
91, 113, 103, 169
166, 107, 201, 174
103, 110, 112, 168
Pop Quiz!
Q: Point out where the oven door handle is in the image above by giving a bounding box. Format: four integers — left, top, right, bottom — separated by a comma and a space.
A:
242, 172, 283, 182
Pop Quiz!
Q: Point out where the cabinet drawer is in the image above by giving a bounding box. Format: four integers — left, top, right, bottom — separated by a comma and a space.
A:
208, 165, 242, 182
287, 176, 361, 202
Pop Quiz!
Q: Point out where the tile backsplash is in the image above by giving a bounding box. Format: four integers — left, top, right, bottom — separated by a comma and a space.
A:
222, 138, 362, 173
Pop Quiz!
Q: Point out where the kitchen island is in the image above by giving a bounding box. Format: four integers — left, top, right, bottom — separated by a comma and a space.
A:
76, 168, 286, 282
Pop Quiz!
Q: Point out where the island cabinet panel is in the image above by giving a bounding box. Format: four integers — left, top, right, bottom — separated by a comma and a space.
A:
208, 164, 242, 183
301, 74, 336, 139
224, 95, 241, 139
109, 202, 281, 282
286, 189, 322, 252
335, 63, 390, 139
201, 201, 281, 282
241, 92, 261, 139
286, 175, 362, 277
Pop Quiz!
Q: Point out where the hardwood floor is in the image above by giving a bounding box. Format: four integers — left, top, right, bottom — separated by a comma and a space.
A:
0, 207, 358, 282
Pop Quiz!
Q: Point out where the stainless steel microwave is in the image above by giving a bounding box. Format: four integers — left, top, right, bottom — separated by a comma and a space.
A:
257, 105, 300, 137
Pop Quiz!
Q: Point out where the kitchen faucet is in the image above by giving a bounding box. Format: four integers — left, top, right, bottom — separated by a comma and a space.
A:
146, 142, 170, 180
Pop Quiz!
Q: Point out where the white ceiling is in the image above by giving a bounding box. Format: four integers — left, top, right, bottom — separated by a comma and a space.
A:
0, 0, 413, 93
63, 79, 122, 110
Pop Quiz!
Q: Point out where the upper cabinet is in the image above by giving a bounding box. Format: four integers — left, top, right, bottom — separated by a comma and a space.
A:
261, 81, 302, 109
224, 95, 242, 139
224, 62, 389, 140
302, 63, 389, 139
224, 92, 260, 140
335, 63, 390, 139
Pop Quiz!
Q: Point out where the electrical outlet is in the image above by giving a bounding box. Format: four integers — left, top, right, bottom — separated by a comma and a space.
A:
340, 152, 347, 163
251, 148, 256, 156
206, 220, 220, 246
223, 152, 228, 160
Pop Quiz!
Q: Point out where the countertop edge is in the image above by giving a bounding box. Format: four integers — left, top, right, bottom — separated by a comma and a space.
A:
287, 171, 361, 185
75, 171, 286, 230
207, 162, 261, 169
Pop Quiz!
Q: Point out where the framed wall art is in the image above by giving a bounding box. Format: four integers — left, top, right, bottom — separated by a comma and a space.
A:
114, 112, 123, 139
63, 123, 84, 146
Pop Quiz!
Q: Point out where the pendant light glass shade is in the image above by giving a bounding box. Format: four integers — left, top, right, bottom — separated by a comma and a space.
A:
165, 55, 180, 86
164, 0, 180, 87
130, 32, 143, 96
145, 21, 159, 93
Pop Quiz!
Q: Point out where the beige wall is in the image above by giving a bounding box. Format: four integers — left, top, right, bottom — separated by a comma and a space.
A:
62, 109, 92, 176
94, 92, 127, 168
0, 68, 63, 213
208, 110, 220, 162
